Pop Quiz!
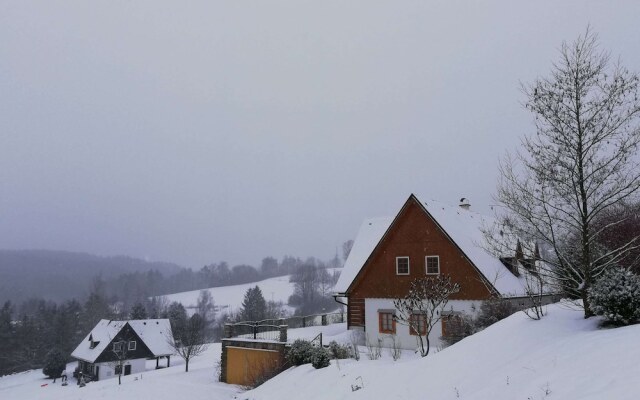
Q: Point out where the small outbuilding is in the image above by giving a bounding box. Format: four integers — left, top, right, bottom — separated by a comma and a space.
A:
71, 319, 173, 381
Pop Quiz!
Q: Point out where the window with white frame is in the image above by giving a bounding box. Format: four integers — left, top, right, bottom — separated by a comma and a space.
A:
396, 256, 410, 275
128, 340, 136, 351
113, 342, 123, 352
425, 256, 440, 274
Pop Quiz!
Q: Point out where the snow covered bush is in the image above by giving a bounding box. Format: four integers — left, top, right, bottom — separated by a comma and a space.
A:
441, 314, 475, 346
588, 268, 640, 325
42, 348, 66, 379
310, 347, 331, 369
287, 339, 314, 366
474, 298, 517, 330
327, 340, 351, 360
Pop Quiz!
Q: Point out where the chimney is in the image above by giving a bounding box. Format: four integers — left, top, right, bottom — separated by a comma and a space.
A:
459, 197, 471, 210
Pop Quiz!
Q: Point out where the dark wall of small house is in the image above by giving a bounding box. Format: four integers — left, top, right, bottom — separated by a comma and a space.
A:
95, 323, 155, 363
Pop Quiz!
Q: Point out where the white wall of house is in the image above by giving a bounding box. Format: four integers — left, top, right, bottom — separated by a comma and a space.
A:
364, 298, 482, 351
95, 358, 147, 381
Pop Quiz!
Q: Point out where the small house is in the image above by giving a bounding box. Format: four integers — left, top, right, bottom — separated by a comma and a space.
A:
71, 319, 173, 381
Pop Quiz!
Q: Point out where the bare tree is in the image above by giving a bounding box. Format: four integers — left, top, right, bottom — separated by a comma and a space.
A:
108, 327, 136, 385
490, 27, 640, 317
167, 314, 208, 372
393, 275, 460, 357
342, 240, 354, 262
196, 290, 215, 339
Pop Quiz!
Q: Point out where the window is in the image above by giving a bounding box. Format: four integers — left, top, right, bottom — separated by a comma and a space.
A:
409, 313, 427, 336
113, 342, 123, 352
378, 311, 396, 334
426, 256, 440, 275
396, 257, 410, 275
128, 341, 136, 351
114, 365, 122, 375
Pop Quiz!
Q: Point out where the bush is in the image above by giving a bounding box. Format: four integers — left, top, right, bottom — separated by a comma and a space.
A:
43, 348, 66, 379
441, 314, 475, 346
287, 339, 315, 366
327, 341, 351, 360
310, 347, 331, 369
474, 298, 517, 330
588, 268, 640, 325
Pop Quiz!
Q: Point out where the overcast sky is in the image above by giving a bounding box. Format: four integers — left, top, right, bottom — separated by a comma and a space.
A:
1, 1, 639, 269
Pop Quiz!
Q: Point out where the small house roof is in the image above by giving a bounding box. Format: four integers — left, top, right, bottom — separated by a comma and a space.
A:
71, 319, 173, 363
334, 194, 538, 298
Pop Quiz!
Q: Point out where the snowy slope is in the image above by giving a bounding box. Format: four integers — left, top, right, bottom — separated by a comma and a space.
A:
0, 324, 348, 400
246, 302, 640, 400
4, 303, 638, 400
162, 275, 298, 315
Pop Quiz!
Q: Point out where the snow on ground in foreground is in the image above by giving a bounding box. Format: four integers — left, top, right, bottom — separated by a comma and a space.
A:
0, 344, 235, 400
162, 275, 297, 315
4, 303, 638, 400
245, 302, 640, 400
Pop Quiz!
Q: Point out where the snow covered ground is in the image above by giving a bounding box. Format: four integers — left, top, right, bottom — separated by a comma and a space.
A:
246, 302, 640, 400
162, 275, 298, 316
3, 302, 639, 400
0, 323, 348, 400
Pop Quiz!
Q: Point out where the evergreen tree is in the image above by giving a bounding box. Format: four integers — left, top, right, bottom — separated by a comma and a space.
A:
42, 348, 66, 378
164, 302, 188, 338
588, 268, 640, 325
239, 286, 267, 322
0, 302, 15, 375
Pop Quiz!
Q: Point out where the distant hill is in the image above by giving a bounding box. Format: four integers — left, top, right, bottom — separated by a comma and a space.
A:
0, 250, 182, 304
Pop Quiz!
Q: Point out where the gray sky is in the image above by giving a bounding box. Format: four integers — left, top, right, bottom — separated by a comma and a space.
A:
1, 1, 639, 268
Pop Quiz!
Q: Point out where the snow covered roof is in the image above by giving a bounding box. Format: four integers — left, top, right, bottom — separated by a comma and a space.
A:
416, 196, 528, 297
334, 194, 536, 298
334, 217, 394, 294
71, 319, 173, 363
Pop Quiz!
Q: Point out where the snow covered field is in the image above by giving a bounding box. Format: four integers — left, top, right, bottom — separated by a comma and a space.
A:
162, 275, 297, 316
3, 302, 639, 400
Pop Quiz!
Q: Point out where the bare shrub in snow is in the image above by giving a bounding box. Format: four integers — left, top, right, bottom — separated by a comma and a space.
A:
393, 275, 460, 357
388, 334, 402, 361
349, 331, 362, 361
365, 335, 382, 360
588, 267, 640, 325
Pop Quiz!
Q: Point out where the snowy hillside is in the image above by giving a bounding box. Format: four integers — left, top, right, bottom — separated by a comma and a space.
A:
3, 302, 639, 400
162, 275, 297, 316
246, 302, 640, 400
0, 324, 347, 400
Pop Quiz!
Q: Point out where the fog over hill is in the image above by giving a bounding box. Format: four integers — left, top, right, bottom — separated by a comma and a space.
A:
0, 250, 182, 304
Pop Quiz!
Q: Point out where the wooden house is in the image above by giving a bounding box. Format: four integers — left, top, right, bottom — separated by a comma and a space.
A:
333, 194, 554, 350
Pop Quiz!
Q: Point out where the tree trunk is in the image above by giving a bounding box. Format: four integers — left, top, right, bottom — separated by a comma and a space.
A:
185, 359, 189, 372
